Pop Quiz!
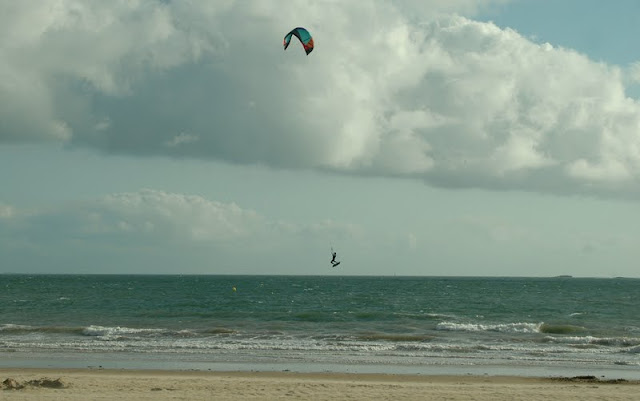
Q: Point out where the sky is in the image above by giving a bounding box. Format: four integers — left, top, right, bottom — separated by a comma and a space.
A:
1, 0, 639, 277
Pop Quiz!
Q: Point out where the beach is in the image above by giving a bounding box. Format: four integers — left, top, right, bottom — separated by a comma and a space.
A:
2, 369, 638, 401
3, 276, 638, 399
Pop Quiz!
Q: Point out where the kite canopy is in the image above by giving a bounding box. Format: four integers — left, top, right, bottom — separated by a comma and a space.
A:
283, 27, 314, 55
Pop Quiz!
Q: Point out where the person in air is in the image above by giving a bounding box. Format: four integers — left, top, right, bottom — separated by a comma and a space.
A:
331, 251, 339, 266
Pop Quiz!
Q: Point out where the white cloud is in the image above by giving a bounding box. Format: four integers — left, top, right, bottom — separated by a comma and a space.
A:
80, 189, 263, 242
0, 203, 15, 218
627, 61, 640, 84
0, 189, 360, 250
1, 1, 639, 198
0, 188, 372, 272
165, 132, 199, 147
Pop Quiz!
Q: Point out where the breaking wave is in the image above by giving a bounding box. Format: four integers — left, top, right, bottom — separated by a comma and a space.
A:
436, 322, 542, 334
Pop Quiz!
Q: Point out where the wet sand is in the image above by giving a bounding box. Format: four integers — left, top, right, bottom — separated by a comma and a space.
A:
1, 368, 638, 400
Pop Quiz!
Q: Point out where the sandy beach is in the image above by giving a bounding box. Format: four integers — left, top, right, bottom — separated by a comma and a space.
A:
1, 369, 638, 401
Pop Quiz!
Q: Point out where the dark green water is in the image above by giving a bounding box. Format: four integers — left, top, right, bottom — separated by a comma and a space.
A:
1, 275, 639, 374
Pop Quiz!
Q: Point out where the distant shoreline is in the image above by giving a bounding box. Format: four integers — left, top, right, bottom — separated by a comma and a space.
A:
1, 272, 636, 279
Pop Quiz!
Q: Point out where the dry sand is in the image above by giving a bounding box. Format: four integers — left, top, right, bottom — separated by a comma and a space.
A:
1, 368, 638, 400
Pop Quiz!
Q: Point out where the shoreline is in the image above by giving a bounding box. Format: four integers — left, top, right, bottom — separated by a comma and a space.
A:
2, 351, 639, 381
2, 368, 638, 401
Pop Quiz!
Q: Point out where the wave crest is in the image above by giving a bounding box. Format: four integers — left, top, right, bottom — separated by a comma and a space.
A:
436, 321, 542, 334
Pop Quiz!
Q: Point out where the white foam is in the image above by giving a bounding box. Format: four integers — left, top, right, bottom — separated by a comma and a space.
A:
628, 346, 640, 354
0, 324, 32, 332
436, 321, 542, 334
544, 335, 640, 347
82, 325, 165, 339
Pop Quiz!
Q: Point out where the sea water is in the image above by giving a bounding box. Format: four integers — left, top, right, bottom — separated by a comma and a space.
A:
1, 275, 638, 378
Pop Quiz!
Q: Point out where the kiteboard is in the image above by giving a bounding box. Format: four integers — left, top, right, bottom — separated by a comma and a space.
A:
331, 262, 341, 268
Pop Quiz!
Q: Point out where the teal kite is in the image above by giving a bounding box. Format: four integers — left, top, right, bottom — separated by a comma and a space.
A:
283, 27, 314, 55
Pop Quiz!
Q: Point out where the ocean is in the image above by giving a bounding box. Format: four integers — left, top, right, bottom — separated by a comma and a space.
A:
1, 275, 639, 378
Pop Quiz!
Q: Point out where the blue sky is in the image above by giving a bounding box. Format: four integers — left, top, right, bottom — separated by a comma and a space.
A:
1, 1, 639, 277
480, 0, 640, 64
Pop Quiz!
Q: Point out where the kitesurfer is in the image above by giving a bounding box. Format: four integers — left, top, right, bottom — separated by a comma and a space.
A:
331, 251, 339, 266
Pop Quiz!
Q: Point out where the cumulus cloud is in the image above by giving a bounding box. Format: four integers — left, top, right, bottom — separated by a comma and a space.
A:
93, 189, 264, 241
2, 189, 245, 244
626, 62, 640, 83
1, 1, 639, 198
0, 188, 365, 272
0, 189, 356, 249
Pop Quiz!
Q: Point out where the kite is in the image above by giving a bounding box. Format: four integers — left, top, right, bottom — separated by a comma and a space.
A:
283, 27, 314, 55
